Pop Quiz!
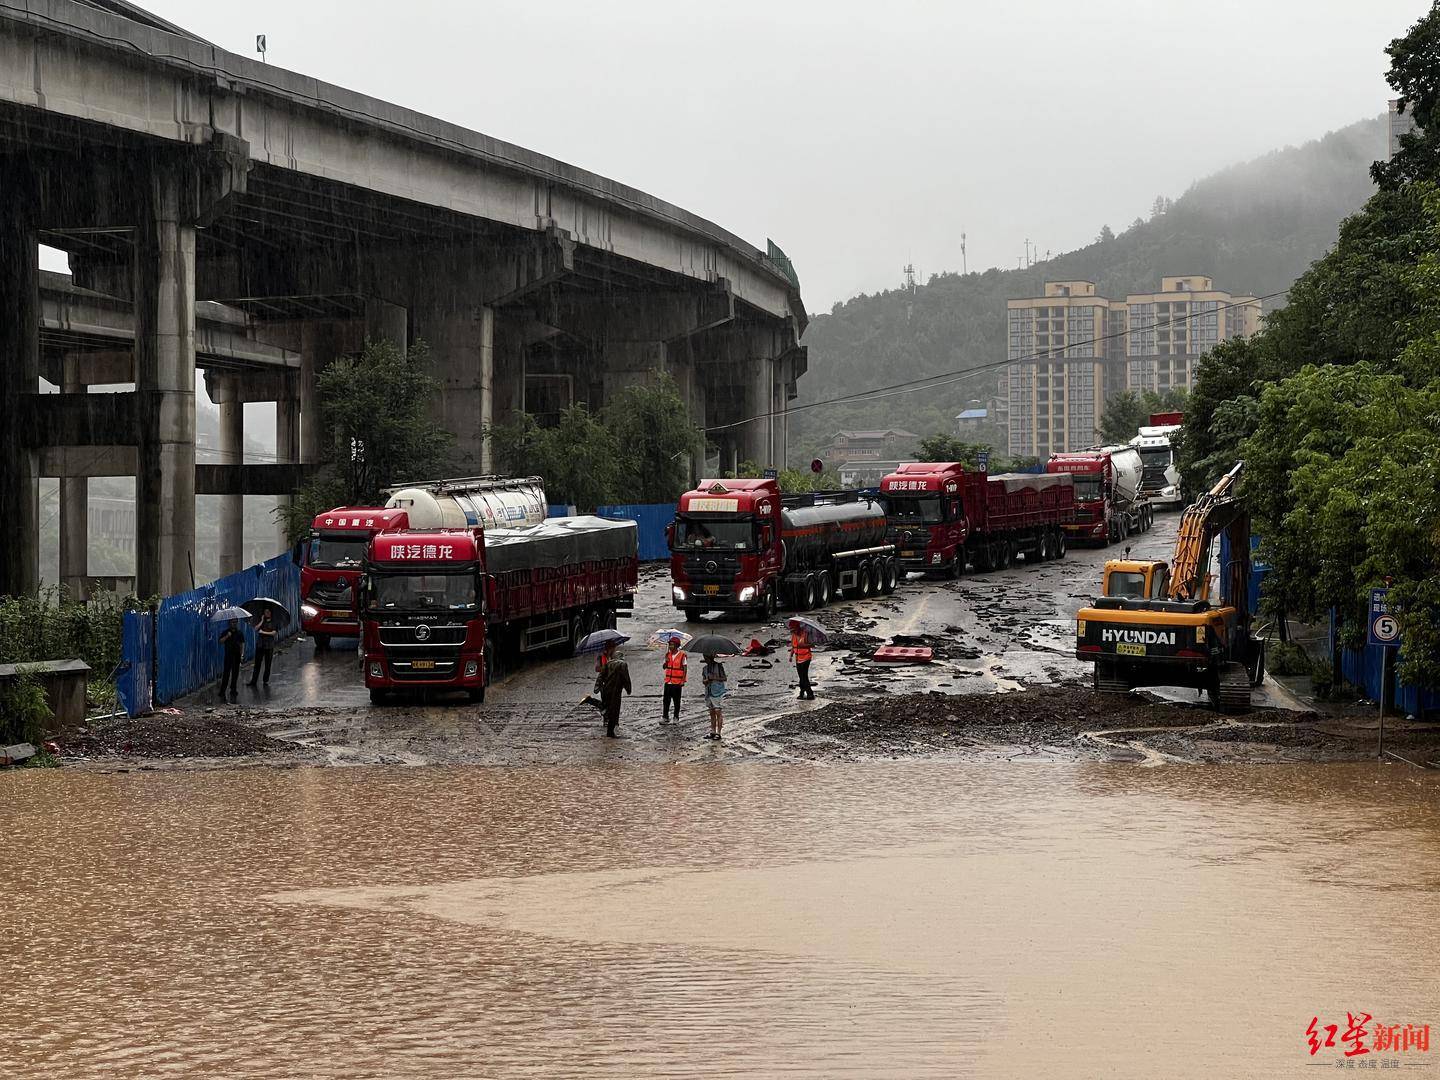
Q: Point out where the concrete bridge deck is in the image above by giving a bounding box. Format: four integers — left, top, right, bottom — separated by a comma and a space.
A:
0, 0, 808, 598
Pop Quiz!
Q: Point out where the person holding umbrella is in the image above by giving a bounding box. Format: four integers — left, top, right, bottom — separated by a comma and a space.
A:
787, 617, 826, 701
248, 609, 279, 688
597, 640, 632, 737
218, 619, 244, 701
701, 653, 727, 739
660, 635, 688, 722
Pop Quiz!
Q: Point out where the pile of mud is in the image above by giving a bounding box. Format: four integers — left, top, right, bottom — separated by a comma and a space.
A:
59, 711, 300, 760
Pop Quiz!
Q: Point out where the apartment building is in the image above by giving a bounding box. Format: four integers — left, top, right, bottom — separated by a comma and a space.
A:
1124, 276, 1260, 394
1005, 276, 1260, 457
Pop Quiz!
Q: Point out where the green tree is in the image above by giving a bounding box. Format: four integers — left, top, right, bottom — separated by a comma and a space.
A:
279, 339, 453, 540
490, 405, 621, 511
602, 374, 704, 504
914, 434, 991, 466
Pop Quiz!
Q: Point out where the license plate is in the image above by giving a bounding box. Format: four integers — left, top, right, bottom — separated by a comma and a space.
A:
901, 551, 917, 558
1116, 643, 1146, 657
703, 585, 720, 595
325, 610, 351, 619
411, 659, 436, 670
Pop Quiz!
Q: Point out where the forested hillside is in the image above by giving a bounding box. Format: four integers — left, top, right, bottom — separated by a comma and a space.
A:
790, 115, 1386, 457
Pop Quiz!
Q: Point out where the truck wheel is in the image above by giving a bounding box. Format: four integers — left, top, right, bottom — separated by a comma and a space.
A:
996, 542, 1013, 571
802, 576, 818, 609
858, 565, 874, 597
313, 633, 331, 651
1037, 531, 1051, 561
683, 607, 705, 622
466, 686, 485, 704
882, 559, 898, 593
817, 573, 832, 606
762, 588, 778, 621
369, 688, 389, 706
1054, 529, 1067, 558
1109, 521, 1120, 545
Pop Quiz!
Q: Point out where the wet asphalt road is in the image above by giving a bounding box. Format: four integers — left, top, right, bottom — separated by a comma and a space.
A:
213, 512, 1194, 715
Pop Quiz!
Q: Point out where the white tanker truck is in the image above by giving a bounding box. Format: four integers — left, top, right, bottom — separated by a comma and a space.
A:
383, 475, 548, 530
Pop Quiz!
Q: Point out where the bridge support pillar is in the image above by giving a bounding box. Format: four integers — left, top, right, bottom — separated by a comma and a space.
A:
213, 373, 244, 577
0, 212, 40, 597
414, 299, 493, 473
276, 371, 299, 550
59, 358, 90, 598
364, 298, 408, 352
741, 357, 777, 471
134, 167, 198, 599
299, 321, 340, 466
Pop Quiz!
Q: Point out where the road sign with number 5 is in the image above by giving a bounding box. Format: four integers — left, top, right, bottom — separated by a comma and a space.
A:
1367, 587, 1402, 647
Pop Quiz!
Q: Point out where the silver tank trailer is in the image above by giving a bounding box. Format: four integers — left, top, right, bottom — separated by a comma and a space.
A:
384, 476, 547, 531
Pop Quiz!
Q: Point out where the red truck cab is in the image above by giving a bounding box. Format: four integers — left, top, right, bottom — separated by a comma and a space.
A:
669, 479, 784, 619
360, 529, 487, 704
879, 463, 968, 576
298, 507, 410, 647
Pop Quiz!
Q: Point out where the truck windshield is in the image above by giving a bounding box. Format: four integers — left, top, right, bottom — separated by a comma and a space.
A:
1137, 446, 1172, 469
884, 496, 944, 524
1070, 475, 1102, 501
309, 535, 367, 569
368, 572, 477, 611
673, 518, 754, 551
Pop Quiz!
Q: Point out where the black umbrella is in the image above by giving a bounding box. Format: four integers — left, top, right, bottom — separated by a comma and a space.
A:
242, 596, 292, 631
687, 633, 742, 657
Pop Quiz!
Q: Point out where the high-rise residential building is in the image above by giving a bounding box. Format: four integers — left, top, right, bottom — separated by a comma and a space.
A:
1005, 276, 1260, 457
1004, 281, 1120, 459
1389, 98, 1417, 159
1124, 276, 1260, 395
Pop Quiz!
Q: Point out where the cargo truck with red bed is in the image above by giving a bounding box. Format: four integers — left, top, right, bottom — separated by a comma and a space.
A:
360, 516, 637, 704
878, 463, 1076, 576
668, 479, 897, 620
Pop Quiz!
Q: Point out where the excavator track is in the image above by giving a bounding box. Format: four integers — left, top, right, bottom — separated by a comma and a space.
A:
1092, 665, 1131, 694
1217, 662, 1252, 713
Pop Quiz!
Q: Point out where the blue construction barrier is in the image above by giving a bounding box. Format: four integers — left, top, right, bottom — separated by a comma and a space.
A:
546, 503, 577, 519
594, 503, 676, 562
1333, 610, 1440, 715
117, 552, 301, 714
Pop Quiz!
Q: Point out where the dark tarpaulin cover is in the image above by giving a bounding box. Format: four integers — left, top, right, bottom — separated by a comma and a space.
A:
483, 516, 637, 574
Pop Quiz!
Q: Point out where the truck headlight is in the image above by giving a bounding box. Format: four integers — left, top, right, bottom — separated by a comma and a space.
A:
368, 662, 383, 677
672, 586, 686, 601
738, 586, 756, 602
1162, 485, 1178, 497
464, 660, 478, 677
301, 603, 319, 619
1077, 619, 1086, 636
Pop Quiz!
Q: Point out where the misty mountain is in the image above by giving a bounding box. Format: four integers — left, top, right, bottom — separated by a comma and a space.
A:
789, 114, 1387, 456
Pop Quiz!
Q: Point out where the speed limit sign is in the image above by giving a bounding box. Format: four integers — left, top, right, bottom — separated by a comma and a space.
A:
1367, 588, 1402, 647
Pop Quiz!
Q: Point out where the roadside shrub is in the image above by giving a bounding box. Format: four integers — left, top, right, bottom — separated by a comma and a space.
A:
1267, 641, 1314, 677
0, 667, 54, 745
0, 587, 125, 677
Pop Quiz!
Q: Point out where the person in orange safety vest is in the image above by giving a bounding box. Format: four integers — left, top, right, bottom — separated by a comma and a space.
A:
661, 637, 688, 721
790, 628, 815, 700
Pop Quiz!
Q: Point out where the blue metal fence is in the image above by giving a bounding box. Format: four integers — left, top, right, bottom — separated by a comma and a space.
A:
117, 552, 301, 714
594, 503, 676, 561
1333, 610, 1440, 715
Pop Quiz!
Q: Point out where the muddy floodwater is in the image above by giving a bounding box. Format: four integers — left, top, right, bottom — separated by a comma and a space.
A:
5, 762, 1437, 1078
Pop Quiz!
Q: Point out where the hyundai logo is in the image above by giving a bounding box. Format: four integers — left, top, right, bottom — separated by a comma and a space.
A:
414, 624, 431, 641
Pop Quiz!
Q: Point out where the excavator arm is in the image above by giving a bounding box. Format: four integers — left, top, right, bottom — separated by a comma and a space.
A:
1167, 462, 1246, 602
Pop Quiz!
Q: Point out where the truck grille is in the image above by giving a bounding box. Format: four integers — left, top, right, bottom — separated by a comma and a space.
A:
388, 657, 460, 681
308, 580, 352, 607
682, 553, 741, 586
377, 623, 468, 648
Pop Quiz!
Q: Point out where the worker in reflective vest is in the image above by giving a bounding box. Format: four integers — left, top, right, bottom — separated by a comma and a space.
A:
790, 629, 815, 700
662, 638, 688, 722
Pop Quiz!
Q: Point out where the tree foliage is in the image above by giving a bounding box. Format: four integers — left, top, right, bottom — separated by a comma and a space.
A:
1373, 0, 1440, 189
279, 339, 454, 540
602, 375, 704, 504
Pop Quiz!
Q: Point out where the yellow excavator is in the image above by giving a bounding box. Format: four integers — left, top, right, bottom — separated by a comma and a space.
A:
1075, 461, 1265, 711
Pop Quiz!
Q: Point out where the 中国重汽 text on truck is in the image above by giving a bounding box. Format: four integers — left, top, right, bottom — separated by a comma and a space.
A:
1046, 445, 1153, 545
295, 475, 546, 648
668, 479, 897, 619
359, 516, 637, 705
1074, 461, 1265, 711
878, 463, 1076, 577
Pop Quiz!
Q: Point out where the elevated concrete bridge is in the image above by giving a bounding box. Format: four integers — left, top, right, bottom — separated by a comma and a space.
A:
0, 0, 807, 597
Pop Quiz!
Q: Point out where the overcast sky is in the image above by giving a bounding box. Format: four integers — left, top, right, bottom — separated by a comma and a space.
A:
147, 0, 1423, 310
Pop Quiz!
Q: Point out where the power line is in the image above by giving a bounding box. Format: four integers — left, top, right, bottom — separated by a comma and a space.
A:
704, 290, 1282, 434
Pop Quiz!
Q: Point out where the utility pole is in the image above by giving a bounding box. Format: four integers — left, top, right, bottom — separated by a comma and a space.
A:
903, 263, 918, 322
961, 229, 968, 275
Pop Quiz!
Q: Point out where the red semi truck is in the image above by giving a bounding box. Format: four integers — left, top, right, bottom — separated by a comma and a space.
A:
359, 516, 637, 704
299, 507, 411, 647
668, 479, 897, 619
1046, 446, 1153, 545
878, 463, 1076, 576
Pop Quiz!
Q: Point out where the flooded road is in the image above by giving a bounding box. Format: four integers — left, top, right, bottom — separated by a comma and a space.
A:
5, 761, 1436, 1078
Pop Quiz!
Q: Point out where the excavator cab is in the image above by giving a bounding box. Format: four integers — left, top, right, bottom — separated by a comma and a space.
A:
1076, 462, 1264, 711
